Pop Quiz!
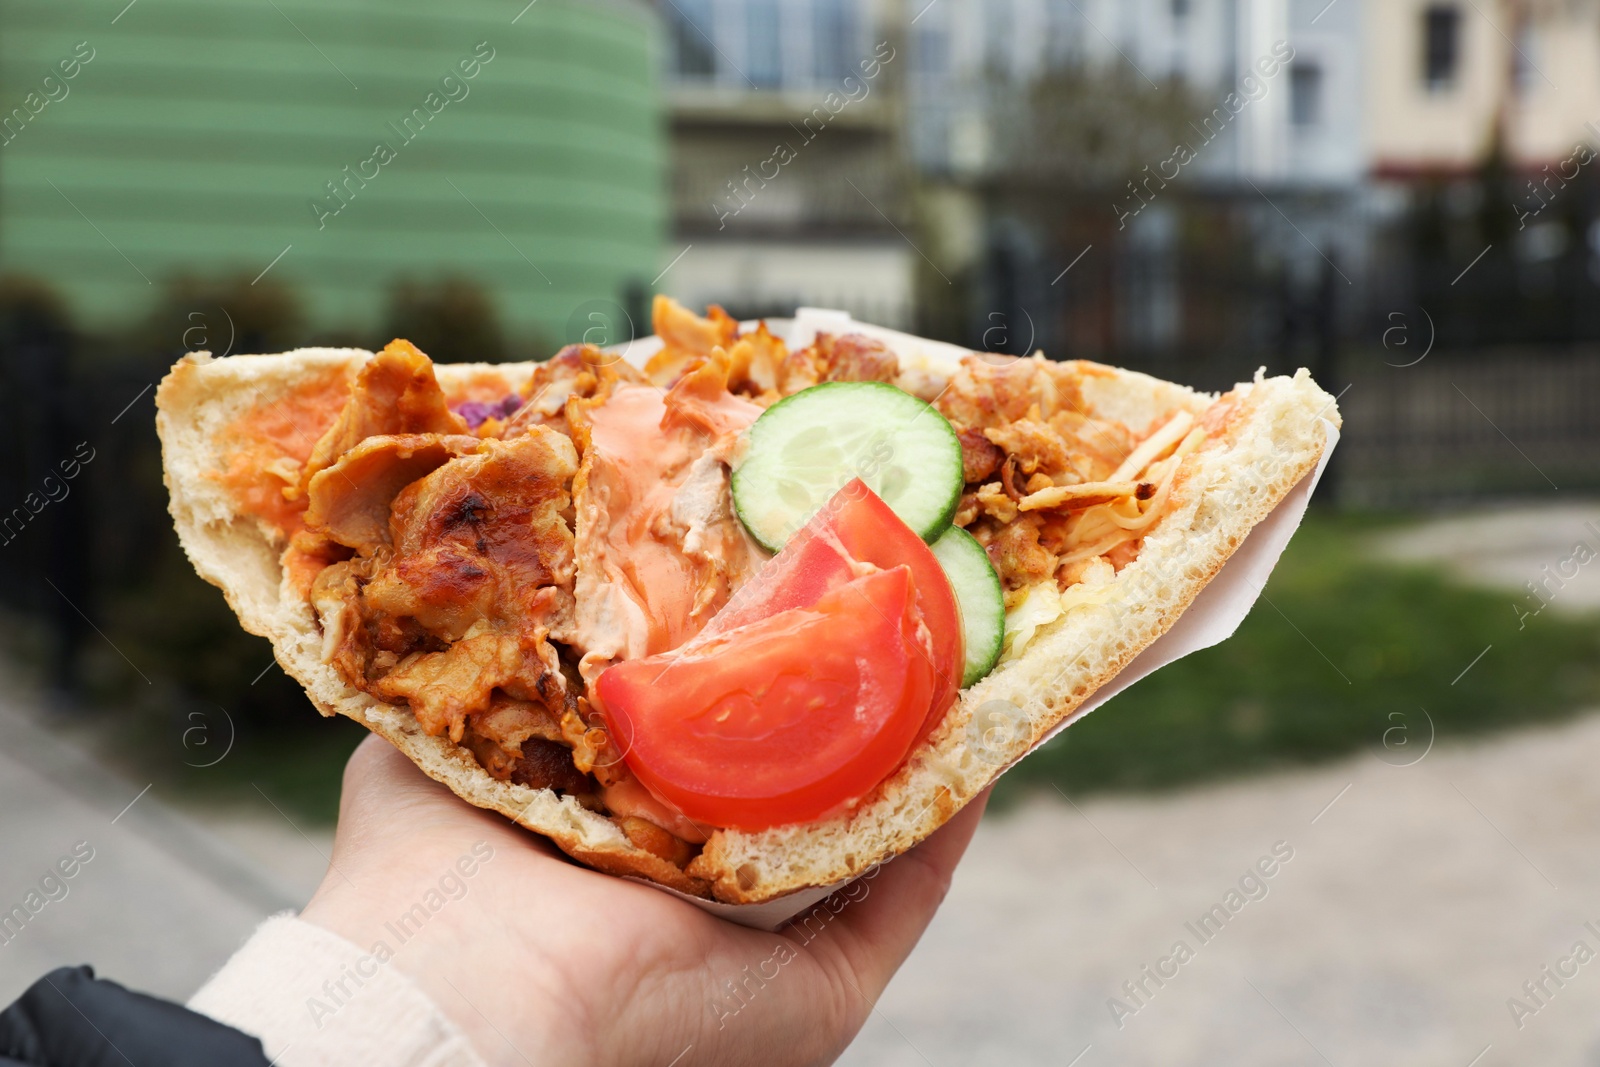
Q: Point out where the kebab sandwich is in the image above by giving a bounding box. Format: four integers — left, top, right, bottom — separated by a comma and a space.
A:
156, 297, 1339, 904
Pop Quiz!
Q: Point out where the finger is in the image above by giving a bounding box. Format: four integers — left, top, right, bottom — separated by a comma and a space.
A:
337, 734, 430, 822
802, 787, 992, 999
335, 732, 564, 861
326, 736, 425, 864
339, 733, 404, 799
334, 735, 464, 842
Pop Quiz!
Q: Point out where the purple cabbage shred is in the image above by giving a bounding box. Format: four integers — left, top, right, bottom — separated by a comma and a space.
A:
454, 394, 524, 430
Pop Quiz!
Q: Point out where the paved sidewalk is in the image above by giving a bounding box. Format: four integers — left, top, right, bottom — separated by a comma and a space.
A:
0, 698, 330, 1005
841, 711, 1600, 1067
1376, 500, 1600, 613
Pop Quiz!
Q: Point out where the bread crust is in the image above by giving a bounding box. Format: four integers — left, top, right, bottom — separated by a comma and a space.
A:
156, 345, 1338, 904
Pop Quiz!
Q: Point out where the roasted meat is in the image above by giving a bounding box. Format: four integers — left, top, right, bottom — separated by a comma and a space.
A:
313, 428, 580, 743
778, 331, 899, 393
643, 296, 740, 386
460, 690, 624, 797
300, 339, 468, 494
566, 359, 766, 684
503, 343, 649, 440
936, 355, 1172, 591
304, 433, 481, 555
957, 428, 1004, 484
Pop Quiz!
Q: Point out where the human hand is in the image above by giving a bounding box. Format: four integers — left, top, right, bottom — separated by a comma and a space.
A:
300, 736, 990, 1067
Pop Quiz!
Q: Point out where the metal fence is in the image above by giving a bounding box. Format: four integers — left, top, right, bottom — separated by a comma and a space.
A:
1071, 343, 1600, 508
1336, 348, 1600, 507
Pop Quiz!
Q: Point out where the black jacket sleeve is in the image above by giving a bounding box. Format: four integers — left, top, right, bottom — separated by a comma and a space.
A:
0, 967, 271, 1067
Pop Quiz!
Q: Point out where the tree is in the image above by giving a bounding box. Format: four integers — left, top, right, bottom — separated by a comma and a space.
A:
990, 59, 1208, 194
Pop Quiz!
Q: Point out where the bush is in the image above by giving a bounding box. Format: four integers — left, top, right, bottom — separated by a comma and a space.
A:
379, 275, 509, 363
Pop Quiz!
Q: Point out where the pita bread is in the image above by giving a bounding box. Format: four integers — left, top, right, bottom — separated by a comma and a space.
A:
156, 338, 1337, 904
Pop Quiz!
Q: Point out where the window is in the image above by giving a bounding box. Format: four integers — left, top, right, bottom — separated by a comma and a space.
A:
813, 0, 857, 83
911, 23, 949, 80
747, 0, 783, 88
1512, 22, 1538, 92
669, 0, 715, 80
1290, 63, 1322, 126
1423, 4, 1461, 89
1044, 0, 1080, 68
985, 0, 1013, 74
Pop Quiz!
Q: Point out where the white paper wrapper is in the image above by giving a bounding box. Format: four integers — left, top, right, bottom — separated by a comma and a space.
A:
606, 311, 1339, 930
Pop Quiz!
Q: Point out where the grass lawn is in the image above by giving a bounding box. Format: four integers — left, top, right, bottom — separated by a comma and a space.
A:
996, 511, 1600, 803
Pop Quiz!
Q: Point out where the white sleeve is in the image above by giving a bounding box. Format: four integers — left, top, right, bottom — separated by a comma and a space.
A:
188, 913, 487, 1067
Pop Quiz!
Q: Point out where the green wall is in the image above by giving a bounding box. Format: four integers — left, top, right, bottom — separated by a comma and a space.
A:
0, 0, 664, 342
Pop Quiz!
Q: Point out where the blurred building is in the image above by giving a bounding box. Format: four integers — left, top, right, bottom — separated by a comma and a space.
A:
905, 0, 1366, 362
1366, 0, 1600, 177
1356, 0, 1600, 347
656, 0, 1600, 371
0, 0, 664, 345
908, 0, 1363, 188
658, 0, 914, 327
656, 0, 1370, 355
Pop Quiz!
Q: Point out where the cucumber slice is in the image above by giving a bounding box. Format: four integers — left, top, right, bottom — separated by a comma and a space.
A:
732, 381, 963, 551
931, 525, 1004, 687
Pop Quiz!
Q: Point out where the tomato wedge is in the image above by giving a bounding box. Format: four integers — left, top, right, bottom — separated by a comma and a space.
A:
706, 478, 963, 732
596, 566, 937, 829
593, 480, 963, 830
815, 480, 963, 732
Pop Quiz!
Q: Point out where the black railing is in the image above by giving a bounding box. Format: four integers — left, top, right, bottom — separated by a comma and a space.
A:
1338, 347, 1600, 506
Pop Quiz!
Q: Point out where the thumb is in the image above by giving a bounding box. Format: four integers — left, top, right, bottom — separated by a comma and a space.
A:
331, 734, 519, 858
799, 787, 991, 1002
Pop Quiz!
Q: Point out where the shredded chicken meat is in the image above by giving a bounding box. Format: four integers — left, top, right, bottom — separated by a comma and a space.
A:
935, 354, 1199, 600
565, 358, 766, 684
502, 343, 648, 439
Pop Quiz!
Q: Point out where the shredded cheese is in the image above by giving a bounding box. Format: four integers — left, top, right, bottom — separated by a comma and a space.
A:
1048, 426, 1207, 571
1018, 480, 1141, 513
1109, 410, 1194, 482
